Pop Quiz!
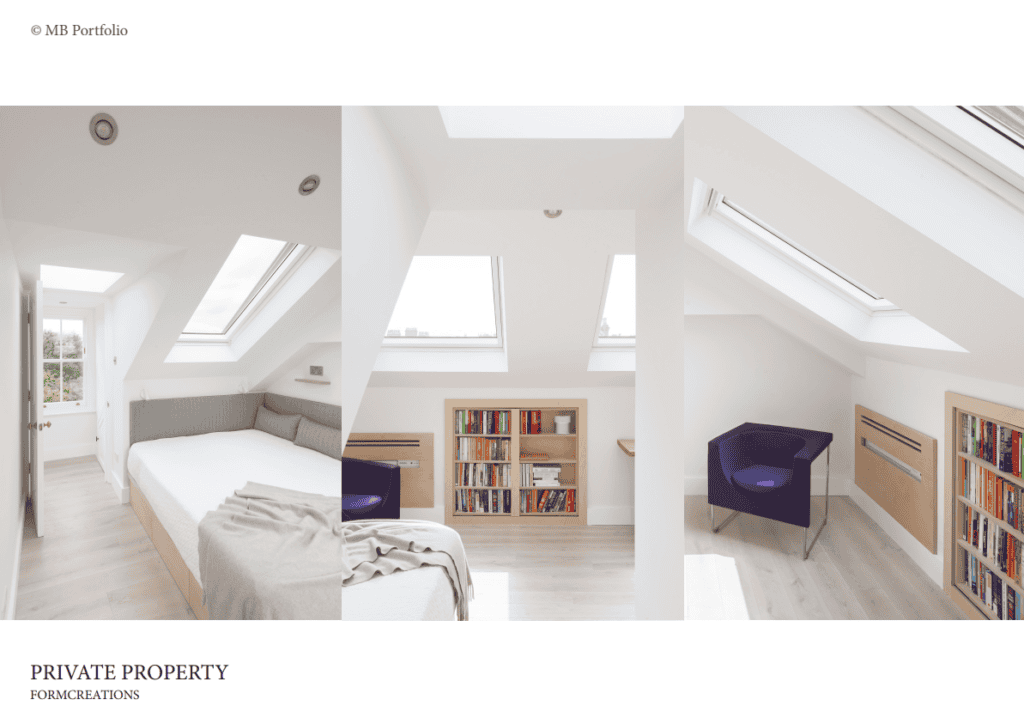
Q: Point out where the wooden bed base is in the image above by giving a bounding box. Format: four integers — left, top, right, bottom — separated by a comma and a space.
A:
129, 477, 209, 620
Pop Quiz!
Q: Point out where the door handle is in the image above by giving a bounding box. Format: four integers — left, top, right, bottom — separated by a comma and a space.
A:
33, 422, 51, 431
44, 421, 51, 429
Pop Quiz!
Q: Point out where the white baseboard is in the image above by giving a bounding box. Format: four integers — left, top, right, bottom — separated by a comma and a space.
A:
5, 495, 26, 620
43, 442, 97, 463
109, 470, 129, 504
684, 475, 850, 496
587, 505, 635, 525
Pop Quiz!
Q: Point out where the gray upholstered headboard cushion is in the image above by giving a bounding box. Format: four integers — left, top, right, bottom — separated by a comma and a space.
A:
294, 416, 343, 460
254, 406, 303, 441
265, 392, 341, 431
129, 393, 264, 446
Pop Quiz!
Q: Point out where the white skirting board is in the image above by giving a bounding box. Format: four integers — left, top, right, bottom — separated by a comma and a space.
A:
4, 496, 26, 620
684, 554, 750, 620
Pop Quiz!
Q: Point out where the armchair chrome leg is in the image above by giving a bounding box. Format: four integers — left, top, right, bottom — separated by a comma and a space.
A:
711, 504, 740, 534
803, 444, 830, 560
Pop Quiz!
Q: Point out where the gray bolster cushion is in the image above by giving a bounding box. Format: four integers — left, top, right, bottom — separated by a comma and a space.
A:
294, 416, 342, 460
254, 406, 303, 441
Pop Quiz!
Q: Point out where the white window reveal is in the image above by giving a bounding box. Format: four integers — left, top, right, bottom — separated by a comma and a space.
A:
595, 254, 636, 346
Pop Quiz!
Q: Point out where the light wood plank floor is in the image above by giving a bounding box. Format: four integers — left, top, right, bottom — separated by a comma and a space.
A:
456, 525, 635, 620
16, 456, 194, 620
685, 495, 966, 619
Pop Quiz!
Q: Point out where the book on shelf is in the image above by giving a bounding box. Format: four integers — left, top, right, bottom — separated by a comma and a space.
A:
520, 451, 549, 460
455, 488, 511, 514
960, 412, 1024, 476
960, 458, 1024, 535
457, 462, 511, 488
456, 436, 510, 462
457, 409, 510, 435
520, 410, 542, 435
519, 488, 575, 513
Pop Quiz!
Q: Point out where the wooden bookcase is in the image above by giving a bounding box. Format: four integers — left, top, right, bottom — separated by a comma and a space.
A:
444, 398, 587, 526
944, 392, 1024, 620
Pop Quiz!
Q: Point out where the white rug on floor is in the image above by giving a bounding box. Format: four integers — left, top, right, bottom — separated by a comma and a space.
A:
684, 554, 750, 620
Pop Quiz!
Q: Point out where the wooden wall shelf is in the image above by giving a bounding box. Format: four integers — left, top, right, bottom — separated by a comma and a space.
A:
444, 399, 587, 526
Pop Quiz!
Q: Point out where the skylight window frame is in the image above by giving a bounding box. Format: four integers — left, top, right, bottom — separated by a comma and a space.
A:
381, 256, 505, 349
707, 189, 899, 315
593, 254, 636, 348
177, 242, 314, 344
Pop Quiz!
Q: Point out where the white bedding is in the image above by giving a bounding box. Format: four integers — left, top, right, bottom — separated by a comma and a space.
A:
127, 428, 341, 584
342, 567, 456, 621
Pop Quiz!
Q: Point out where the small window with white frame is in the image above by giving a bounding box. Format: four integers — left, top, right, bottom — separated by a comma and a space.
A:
43, 317, 87, 411
594, 254, 636, 346
383, 256, 504, 347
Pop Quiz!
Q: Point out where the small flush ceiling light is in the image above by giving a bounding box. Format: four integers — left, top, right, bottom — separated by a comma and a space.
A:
59, 301, 67, 304
299, 174, 320, 196
90, 113, 118, 145
544, 210, 562, 219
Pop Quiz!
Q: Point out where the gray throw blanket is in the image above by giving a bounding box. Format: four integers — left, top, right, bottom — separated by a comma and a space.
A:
198, 482, 342, 619
341, 520, 473, 621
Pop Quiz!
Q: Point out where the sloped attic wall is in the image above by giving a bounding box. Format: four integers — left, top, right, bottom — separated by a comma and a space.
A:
341, 106, 429, 443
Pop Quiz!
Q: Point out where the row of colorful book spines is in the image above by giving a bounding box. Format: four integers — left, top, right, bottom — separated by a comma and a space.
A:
457, 463, 511, 488
456, 437, 510, 462
455, 489, 511, 514
521, 410, 543, 435
520, 489, 575, 513
456, 410, 511, 435
960, 413, 1023, 477
962, 552, 1022, 620
961, 460, 1023, 531
962, 513, 1022, 582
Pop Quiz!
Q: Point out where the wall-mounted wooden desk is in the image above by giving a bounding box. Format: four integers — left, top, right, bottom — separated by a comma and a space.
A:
617, 439, 635, 457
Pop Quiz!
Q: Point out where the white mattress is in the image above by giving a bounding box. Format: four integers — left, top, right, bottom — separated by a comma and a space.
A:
342, 567, 456, 621
127, 429, 341, 584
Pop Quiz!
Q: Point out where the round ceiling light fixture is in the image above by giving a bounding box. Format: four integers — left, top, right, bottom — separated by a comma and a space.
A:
543, 209, 562, 219
299, 174, 320, 196
90, 113, 118, 145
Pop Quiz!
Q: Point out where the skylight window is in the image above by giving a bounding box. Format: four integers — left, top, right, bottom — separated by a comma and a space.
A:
384, 256, 502, 346
41, 265, 123, 293
595, 254, 635, 345
182, 235, 306, 336
962, 106, 1024, 152
439, 107, 684, 139
710, 192, 898, 313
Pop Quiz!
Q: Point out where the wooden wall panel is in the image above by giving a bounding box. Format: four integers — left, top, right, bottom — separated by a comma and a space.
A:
343, 433, 434, 508
854, 404, 937, 553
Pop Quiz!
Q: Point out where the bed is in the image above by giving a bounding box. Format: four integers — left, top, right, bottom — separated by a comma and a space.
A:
341, 525, 471, 621
126, 392, 341, 619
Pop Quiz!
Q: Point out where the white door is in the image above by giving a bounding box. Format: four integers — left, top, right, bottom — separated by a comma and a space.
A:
29, 280, 45, 537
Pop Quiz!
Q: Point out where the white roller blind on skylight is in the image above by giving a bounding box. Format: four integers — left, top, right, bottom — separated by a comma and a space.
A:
386, 256, 498, 339
183, 235, 301, 335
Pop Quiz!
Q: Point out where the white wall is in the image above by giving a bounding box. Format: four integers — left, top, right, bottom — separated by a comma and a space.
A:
635, 197, 687, 620
0, 198, 25, 619
350, 386, 635, 525
267, 343, 341, 406
852, 356, 1024, 587
684, 315, 854, 495
341, 106, 429, 444
43, 413, 97, 462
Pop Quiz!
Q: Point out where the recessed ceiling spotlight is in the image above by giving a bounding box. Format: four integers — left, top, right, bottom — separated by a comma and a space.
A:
299, 174, 320, 196
90, 113, 118, 145
544, 210, 562, 219
59, 301, 67, 304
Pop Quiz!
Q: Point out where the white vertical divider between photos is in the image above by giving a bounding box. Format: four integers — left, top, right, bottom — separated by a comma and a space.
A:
340, 106, 429, 446
635, 185, 686, 619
